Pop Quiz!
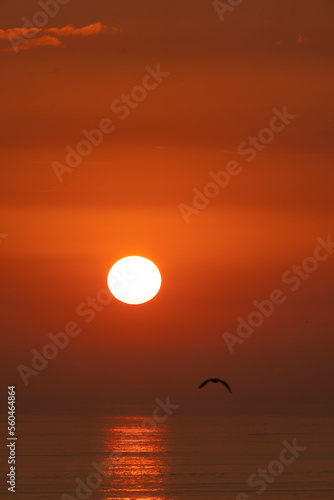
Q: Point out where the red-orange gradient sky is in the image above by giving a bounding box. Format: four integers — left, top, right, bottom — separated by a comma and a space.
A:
1, 0, 334, 416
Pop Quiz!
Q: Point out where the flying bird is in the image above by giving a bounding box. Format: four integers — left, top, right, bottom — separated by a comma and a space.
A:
198, 378, 232, 393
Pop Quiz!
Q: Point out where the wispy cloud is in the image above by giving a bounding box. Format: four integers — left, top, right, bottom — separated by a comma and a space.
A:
0, 27, 41, 40
1, 22, 117, 52
3, 35, 65, 52
45, 22, 107, 38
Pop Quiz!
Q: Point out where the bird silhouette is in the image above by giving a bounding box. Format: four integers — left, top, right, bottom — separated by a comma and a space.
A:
198, 378, 232, 393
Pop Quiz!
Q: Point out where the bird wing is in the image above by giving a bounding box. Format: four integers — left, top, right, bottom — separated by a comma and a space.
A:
198, 379, 211, 389
219, 380, 232, 393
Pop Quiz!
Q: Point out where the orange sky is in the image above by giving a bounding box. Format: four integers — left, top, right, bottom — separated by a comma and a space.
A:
1, 0, 334, 416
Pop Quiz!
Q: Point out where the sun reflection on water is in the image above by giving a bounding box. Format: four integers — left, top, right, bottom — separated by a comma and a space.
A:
100, 416, 169, 499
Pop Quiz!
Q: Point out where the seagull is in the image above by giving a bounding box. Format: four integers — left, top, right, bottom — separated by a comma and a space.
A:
198, 378, 232, 393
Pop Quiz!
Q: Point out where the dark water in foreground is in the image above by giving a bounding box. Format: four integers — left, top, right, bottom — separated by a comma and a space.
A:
0, 415, 333, 499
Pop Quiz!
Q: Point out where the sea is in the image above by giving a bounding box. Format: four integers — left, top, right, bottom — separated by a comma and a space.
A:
0, 414, 333, 499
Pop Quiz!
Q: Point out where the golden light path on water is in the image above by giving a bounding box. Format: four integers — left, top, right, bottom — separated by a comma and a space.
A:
100, 416, 169, 499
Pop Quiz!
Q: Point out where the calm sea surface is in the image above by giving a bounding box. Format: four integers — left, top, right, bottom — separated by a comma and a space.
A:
0, 415, 333, 499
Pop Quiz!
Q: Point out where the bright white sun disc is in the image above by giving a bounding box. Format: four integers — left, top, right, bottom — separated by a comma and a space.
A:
107, 256, 161, 305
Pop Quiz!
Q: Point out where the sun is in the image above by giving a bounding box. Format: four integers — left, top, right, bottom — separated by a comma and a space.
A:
107, 256, 162, 305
